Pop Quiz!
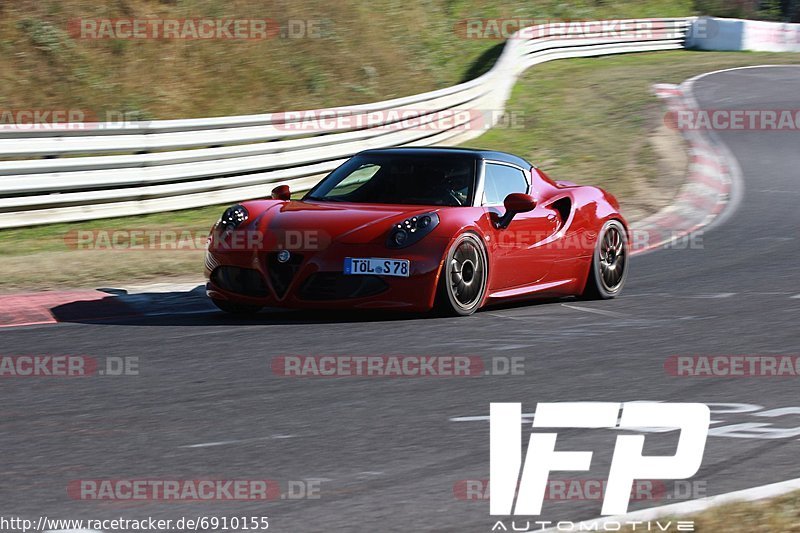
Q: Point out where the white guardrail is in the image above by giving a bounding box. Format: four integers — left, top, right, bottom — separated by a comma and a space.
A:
0, 18, 695, 228
687, 16, 800, 52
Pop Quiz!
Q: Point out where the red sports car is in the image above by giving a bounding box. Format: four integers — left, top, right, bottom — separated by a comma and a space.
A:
204, 147, 628, 316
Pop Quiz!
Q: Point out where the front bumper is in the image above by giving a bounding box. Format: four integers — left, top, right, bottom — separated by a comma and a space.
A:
204, 238, 447, 312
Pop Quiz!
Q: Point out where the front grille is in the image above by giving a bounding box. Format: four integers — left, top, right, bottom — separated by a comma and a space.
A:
267, 252, 304, 298
210, 266, 269, 297
299, 272, 389, 301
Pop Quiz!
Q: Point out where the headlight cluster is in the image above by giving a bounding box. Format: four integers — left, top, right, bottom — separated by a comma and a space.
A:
387, 212, 439, 248
218, 204, 249, 231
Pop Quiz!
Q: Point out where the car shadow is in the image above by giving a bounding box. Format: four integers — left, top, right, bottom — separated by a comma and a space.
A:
48, 283, 574, 327
49, 284, 434, 326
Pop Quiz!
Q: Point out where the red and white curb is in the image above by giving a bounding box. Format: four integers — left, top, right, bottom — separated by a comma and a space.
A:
630, 80, 738, 255
0, 290, 128, 328
542, 476, 800, 531
0, 281, 211, 328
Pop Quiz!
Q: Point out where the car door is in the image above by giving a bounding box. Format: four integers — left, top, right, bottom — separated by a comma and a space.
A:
482, 161, 560, 289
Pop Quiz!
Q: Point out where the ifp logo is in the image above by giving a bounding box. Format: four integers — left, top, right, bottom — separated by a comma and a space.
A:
490, 402, 710, 516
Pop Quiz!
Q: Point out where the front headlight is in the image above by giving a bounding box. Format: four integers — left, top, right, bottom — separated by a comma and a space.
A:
387, 212, 439, 249
218, 204, 249, 231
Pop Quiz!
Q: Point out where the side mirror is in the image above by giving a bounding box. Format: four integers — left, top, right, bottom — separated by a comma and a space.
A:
496, 193, 536, 229
271, 184, 291, 201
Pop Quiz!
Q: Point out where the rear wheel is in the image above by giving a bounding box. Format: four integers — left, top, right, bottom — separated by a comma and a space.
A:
212, 298, 262, 315
435, 233, 488, 316
582, 220, 628, 299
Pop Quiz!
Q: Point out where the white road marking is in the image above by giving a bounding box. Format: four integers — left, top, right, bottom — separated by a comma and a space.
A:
486, 313, 528, 321
450, 414, 534, 423
541, 476, 800, 532
560, 304, 628, 318
180, 435, 295, 448
357, 471, 385, 477
489, 344, 536, 351
617, 291, 795, 299
449, 415, 489, 422
755, 189, 800, 194
750, 291, 795, 295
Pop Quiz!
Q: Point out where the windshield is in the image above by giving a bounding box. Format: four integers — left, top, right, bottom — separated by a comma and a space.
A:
304, 154, 477, 206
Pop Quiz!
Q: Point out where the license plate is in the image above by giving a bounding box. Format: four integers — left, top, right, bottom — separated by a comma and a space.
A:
344, 257, 410, 277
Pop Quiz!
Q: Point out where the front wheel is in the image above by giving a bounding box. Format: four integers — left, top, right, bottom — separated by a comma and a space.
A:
581, 219, 628, 300
212, 298, 262, 315
435, 233, 488, 316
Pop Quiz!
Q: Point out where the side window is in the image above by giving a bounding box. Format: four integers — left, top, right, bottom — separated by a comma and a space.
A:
482, 163, 528, 205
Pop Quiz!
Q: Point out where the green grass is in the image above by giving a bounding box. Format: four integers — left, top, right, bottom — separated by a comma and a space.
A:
0, 0, 694, 118
621, 490, 800, 531
687, 490, 800, 532
0, 204, 225, 257
4, 50, 800, 290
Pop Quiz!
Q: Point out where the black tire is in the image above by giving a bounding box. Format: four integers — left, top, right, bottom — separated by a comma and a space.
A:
435, 233, 488, 316
212, 298, 262, 315
581, 219, 628, 300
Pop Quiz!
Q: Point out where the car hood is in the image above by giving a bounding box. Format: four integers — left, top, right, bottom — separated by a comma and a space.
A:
247, 200, 438, 248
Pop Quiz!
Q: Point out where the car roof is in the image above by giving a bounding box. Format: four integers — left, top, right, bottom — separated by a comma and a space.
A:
357, 147, 533, 168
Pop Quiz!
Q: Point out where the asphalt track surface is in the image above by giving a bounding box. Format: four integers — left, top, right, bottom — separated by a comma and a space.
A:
1, 66, 800, 532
